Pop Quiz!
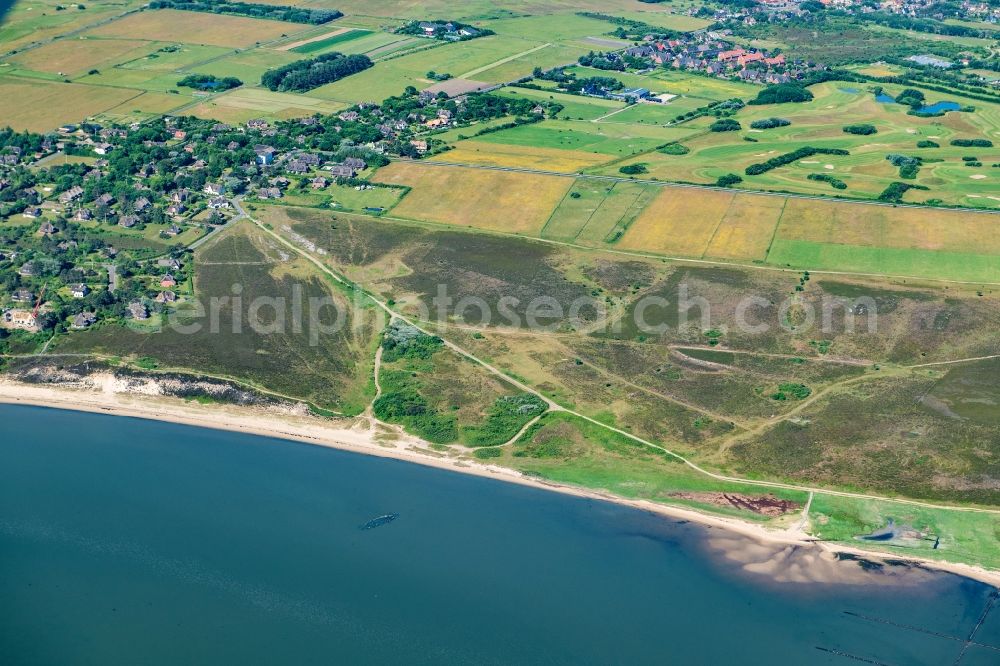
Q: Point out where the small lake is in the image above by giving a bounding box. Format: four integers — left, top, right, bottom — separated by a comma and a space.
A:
874, 94, 961, 114
2, 404, 998, 665
919, 100, 961, 114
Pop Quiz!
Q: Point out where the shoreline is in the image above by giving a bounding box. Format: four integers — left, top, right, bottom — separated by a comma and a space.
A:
2, 378, 999, 588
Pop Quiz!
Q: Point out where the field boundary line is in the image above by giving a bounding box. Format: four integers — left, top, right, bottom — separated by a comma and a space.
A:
701, 191, 737, 260
763, 197, 789, 262
458, 42, 552, 80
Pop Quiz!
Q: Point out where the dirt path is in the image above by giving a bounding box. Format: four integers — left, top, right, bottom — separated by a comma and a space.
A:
236, 200, 1000, 517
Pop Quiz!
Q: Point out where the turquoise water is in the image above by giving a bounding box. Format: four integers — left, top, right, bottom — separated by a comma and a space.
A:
876, 92, 896, 103
1, 404, 998, 665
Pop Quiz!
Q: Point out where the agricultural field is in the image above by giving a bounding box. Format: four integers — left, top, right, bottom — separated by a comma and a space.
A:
188, 49, 302, 82
430, 142, 614, 172
85, 9, 297, 49
0, 75, 141, 131
0, 0, 141, 53
305, 36, 553, 103
373, 161, 572, 233
8, 37, 152, 78
185, 87, 347, 124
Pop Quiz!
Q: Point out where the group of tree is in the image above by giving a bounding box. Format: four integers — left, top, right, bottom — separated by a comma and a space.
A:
807, 173, 847, 190
177, 74, 242, 92
261, 53, 373, 92
578, 51, 625, 71
149, 0, 342, 24
843, 123, 877, 135
886, 153, 922, 179
745, 146, 849, 175
710, 118, 741, 132
748, 83, 814, 105
749, 117, 791, 129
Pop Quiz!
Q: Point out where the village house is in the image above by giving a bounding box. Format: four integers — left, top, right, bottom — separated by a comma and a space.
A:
94, 143, 113, 156
38, 222, 57, 236
71, 284, 89, 298
326, 165, 355, 178
11, 288, 33, 303
71, 312, 97, 329
133, 197, 151, 213
157, 258, 182, 271
208, 197, 230, 209
156, 290, 177, 304
167, 203, 187, 217
3, 309, 38, 332
310, 176, 329, 189
254, 145, 276, 165
129, 302, 149, 320
257, 187, 283, 199
343, 157, 367, 170
118, 215, 139, 229
22, 207, 41, 219
159, 274, 177, 288
58, 186, 84, 204
204, 182, 225, 195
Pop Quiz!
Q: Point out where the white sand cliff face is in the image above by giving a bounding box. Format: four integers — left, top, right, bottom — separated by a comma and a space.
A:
2, 377, 999, 588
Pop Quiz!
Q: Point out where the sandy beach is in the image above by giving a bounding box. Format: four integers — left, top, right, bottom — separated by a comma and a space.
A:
2, 377, 998, 588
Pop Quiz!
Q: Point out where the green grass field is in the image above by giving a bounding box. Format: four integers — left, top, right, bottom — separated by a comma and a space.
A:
766, 239, 1000, 282
290, 29, 372, 54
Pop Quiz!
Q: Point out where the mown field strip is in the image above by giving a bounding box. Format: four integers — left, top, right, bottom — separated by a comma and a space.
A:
458, 42, 552, 79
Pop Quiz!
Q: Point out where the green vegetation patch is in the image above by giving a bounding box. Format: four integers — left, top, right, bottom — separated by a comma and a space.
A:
291, 30, 373, 54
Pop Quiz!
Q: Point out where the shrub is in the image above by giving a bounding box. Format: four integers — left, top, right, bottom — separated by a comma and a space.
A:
772, 382, 811, 401
843, 123, 877, 135
916, 140, 939, 148
381, 320, 442, 362
709, 118, 741, 132
807, 173, 847, 189
716, 173, 743, 187
658, 142, 690, 155
619, 163, 648, 175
